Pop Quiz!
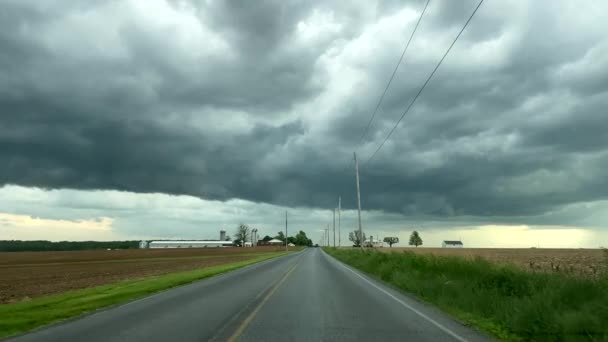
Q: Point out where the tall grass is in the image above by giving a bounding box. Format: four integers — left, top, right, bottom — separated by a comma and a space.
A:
326, 248, 608, 341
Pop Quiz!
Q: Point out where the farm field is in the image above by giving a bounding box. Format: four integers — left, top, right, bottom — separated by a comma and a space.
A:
379, 247, 607, 277
0, 247, 289, 304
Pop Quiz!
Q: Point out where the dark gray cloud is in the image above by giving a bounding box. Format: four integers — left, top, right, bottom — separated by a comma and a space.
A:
2, 0, 608, 226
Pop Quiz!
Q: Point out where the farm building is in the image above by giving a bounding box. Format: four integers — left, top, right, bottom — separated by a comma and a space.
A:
442, 240, 463, 248
363, 236, 383, 248
267, 239, 284, 246
143, 240, 234, 248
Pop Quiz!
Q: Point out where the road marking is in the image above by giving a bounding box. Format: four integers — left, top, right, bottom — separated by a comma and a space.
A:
328, 252, 469, 342
228, 260, 299, 342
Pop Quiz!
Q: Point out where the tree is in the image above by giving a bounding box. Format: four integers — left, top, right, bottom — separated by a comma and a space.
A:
275, 231, 286, 242
294, 230, 312, 246
262, 235, 272, 242
409, 231, 423, 247
0, 240, 140, 252
349, 230, 366, 246
234, 224, 250, 246
224, 235, 232, 241
383, 237, 399, 248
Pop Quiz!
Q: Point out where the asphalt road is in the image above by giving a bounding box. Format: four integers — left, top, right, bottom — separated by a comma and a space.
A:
7, 248, 492, 342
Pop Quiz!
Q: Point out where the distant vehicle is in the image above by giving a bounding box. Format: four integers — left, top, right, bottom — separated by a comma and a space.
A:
314, 244, 319, 247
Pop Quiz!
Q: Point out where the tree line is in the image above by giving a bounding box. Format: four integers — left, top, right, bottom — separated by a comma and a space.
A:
0, 240, 140, 252
234, 224, 313, 247
347, 230, 423, 247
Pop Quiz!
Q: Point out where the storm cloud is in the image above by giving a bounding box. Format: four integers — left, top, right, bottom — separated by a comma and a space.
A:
2, 0, 608, 225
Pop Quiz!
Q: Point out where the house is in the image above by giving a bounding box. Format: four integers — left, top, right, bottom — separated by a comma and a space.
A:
362, 235, 383, 248
442, 240, 463, 248
267, 239, 284, 246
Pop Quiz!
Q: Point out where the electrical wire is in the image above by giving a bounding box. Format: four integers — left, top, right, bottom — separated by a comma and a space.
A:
363, 0, 485, 166
356, 0, 431, 147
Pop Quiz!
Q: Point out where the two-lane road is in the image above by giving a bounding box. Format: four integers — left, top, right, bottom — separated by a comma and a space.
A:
7, 248, 491, 342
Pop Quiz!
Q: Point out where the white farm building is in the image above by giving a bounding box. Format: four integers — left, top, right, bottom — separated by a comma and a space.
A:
141, 240, 234, 249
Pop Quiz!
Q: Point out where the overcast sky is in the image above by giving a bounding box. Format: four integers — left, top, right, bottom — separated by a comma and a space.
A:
2, 0, 608, 247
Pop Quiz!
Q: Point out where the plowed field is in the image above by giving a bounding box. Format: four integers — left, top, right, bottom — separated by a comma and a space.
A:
0, 247, 287, 304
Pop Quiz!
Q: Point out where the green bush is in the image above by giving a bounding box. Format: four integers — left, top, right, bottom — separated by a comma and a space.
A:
326, 249, 608, 341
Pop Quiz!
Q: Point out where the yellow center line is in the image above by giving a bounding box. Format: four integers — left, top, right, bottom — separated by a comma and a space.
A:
227, 260, 299, 342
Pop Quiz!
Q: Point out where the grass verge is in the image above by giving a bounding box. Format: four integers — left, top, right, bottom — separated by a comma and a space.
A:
0, 251, 290, 339
325, 248, 608, 341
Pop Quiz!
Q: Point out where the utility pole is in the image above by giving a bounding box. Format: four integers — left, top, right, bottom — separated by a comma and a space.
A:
338, 196, 341, 247
333, 208, 336, 247
354, 152, 363, 248
326, 224, 330, 247
285, 211, 288, 251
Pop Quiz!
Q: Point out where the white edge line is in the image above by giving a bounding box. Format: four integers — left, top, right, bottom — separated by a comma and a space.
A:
326, 251, 469, 342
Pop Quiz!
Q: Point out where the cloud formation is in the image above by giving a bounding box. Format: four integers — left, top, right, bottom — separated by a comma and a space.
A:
2, 0, 608, 226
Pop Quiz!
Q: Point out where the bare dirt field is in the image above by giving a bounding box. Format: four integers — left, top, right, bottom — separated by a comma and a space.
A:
380, 247, 607, 277
0, 247, 287, 304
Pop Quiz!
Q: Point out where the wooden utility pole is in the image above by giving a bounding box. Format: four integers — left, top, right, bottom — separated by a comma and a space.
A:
338, 196, 341, 247
354, 152, 363, 248
285, 211, 288, 251
333, 208, 336, 247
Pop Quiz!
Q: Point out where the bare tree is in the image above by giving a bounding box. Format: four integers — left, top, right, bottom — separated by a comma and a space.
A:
234, 224, 250, 246
349, 230, 366, 246
383, 237, 399, 248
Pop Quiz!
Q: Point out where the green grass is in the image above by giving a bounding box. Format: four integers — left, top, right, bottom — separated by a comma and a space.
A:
325, 248, 608, 341
0, 252, 289, 339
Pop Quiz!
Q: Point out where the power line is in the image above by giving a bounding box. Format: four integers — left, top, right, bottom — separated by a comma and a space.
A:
335, 0, 432, 177
363, 0, 485, 166
357, 0, 431, 148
